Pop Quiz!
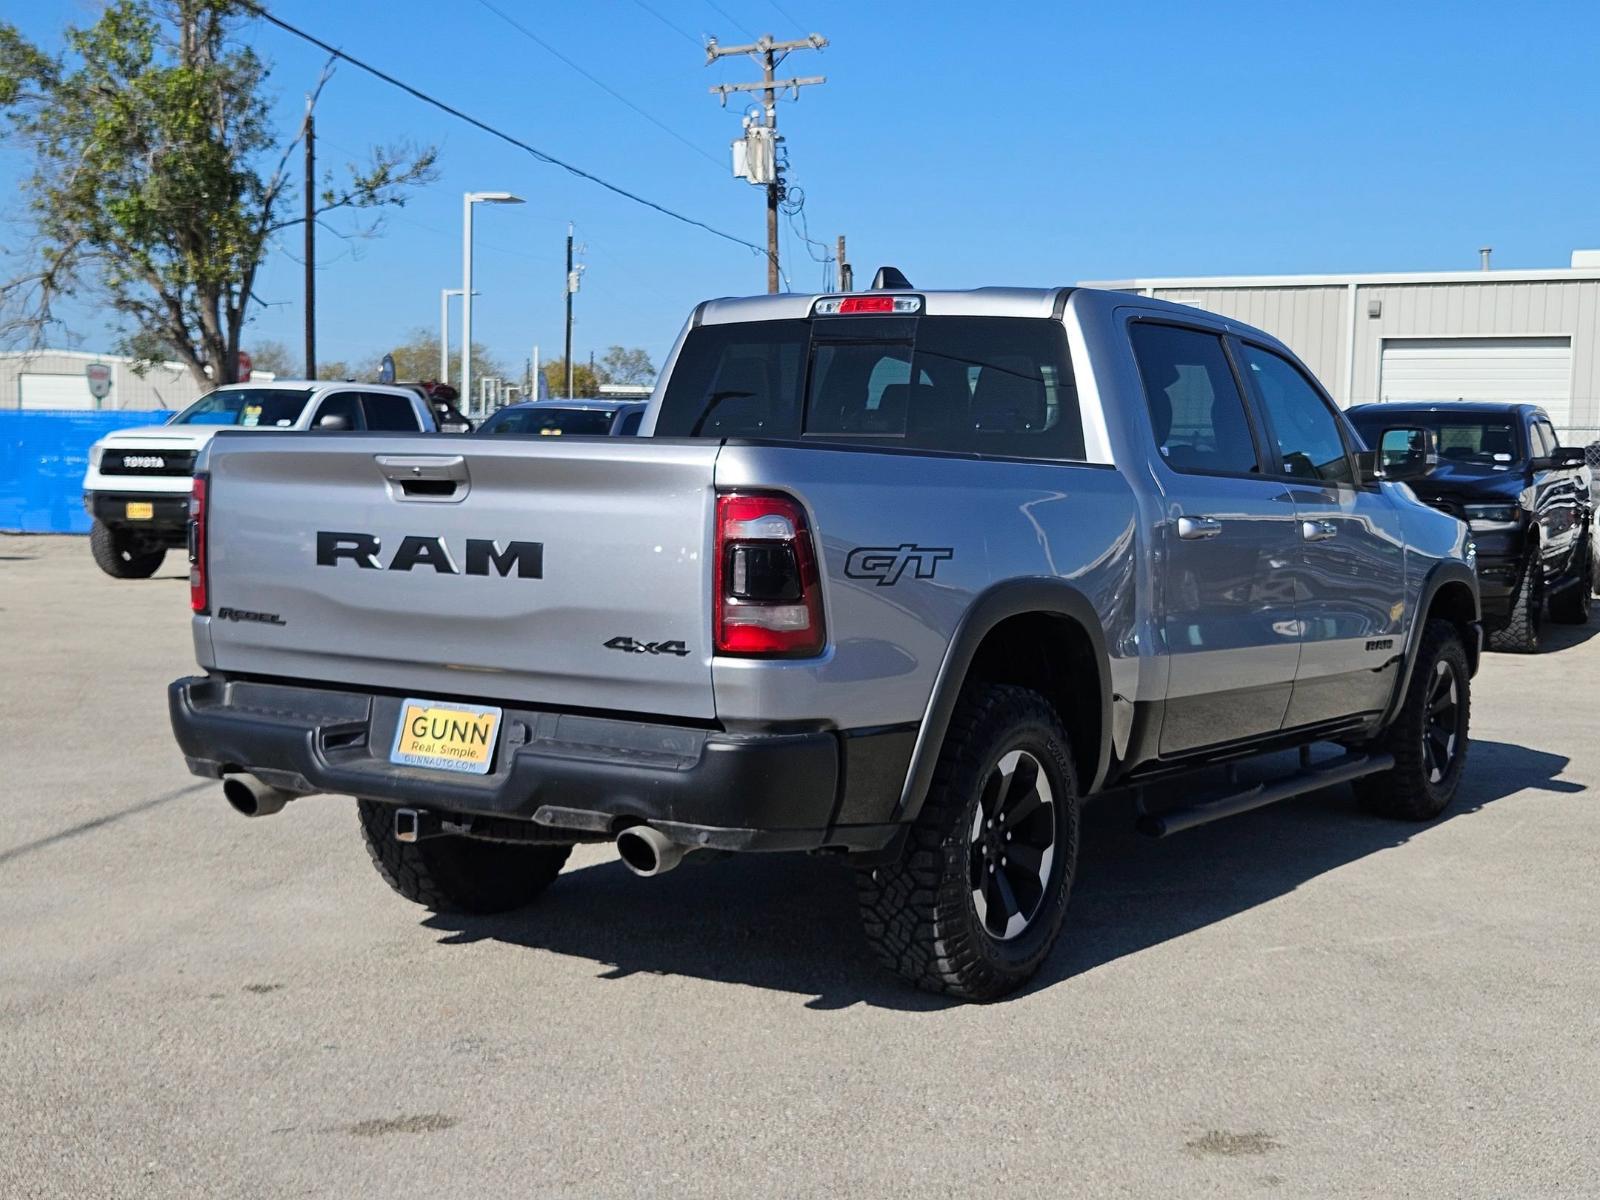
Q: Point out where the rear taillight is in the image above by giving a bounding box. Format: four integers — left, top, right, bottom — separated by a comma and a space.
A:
189, 474, 208, 614
714, 492, 826, 658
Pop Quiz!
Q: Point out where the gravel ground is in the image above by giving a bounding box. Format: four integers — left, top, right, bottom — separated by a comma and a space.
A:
2, 533, 1597, 1198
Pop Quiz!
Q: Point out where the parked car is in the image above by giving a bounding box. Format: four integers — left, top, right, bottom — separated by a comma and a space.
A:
475, 398, 647, 437
168, 280, 1479, 1000
1347, 402, 1592, 652
81, 381, 442, 580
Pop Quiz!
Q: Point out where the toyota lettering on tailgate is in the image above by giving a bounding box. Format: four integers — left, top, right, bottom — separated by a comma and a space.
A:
316, 531, 543, 578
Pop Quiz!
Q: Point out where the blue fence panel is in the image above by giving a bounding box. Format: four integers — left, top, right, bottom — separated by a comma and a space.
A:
0, 410, 170, 534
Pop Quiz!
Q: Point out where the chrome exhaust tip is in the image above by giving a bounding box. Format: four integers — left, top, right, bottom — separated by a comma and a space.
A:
221, 773, 295, 818
614, 825, 689, 877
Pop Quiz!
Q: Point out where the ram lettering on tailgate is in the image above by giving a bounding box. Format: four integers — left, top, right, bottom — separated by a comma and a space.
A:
315, 531, 543, 578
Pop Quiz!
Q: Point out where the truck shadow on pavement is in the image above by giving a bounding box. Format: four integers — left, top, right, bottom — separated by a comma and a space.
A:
1538, 621, 1599, 651
422, 738, 1578, 1011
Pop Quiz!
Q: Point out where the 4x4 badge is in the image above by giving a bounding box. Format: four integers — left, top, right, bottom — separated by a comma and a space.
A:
845, 544, 954, 586
605, 636, 691, 657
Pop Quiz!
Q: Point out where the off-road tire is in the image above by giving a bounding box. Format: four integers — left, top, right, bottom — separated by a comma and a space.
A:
1352, 619, 1470, 821
1486, 548, 1542, 653
856, 683, 1079, 1002
1550, 535, 1592, 624
89, 519, 166, 579
357, 799, 571, 914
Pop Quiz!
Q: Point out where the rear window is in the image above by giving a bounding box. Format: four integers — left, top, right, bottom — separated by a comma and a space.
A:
481, 407, 615, 436
655, 316, 1084, 460
170, 388, 311, 427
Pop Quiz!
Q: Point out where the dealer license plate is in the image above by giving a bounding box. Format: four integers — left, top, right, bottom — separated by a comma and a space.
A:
125, 501, 154, 520
390, 699, 502, 775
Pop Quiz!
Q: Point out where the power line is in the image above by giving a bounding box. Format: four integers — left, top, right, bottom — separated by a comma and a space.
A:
239, 1, 779, 274
627, 0, 703, 47
781, 185, 831, 264
765, 0, 807, 31
471, 0, 723, 172
703, 0, 757, 39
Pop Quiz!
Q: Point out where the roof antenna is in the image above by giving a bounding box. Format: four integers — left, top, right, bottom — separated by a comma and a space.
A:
870, 266, 913, 290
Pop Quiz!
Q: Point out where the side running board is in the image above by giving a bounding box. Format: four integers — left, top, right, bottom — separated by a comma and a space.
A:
1134, 751, 1395, 839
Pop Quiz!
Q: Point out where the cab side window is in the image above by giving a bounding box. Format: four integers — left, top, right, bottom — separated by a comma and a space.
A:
313, 392, 364, 430
1129, 322, 1260, 475
1238, 344, 1353, 486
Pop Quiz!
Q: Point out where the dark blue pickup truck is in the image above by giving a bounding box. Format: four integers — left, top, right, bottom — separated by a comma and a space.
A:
1348, 402, 1594, 652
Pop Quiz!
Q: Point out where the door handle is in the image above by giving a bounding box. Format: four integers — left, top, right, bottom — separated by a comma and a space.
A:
1176, 515, 1223, 540
1301, 519, 1338, 542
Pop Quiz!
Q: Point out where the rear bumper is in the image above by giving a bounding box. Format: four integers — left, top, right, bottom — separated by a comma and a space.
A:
169, 675, 912, 855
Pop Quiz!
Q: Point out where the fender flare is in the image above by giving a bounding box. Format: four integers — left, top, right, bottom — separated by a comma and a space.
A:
895, 577, 1113, 822
1382, 558, 1481, 727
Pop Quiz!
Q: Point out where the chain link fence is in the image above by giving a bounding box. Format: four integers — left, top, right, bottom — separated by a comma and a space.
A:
1557, 428, 1600, 469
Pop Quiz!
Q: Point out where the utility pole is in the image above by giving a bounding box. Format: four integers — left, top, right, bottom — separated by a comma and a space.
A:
303, 98, 316, 379
836, 234, 851, 291
707, 33, 827, 294
564, 223, 575, 399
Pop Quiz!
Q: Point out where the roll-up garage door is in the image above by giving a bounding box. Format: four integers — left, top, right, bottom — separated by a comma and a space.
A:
18, 373, 95, 410
1378, 337, 1572, 426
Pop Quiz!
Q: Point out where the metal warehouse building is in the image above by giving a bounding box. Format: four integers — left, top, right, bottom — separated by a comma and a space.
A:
0, 349, 205, 412
1084, 252, 1600, 443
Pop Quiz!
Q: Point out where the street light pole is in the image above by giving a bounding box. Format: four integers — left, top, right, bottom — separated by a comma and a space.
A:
439, 288, 460, 385
461, 194, 472, 407
460, 191, 524, 415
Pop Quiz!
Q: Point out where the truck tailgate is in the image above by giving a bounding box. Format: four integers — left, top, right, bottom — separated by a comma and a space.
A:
201, 434, 718, 720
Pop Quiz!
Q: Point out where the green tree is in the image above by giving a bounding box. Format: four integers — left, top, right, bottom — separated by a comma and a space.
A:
0, 1, 436, 387
383, 326, 505, 386
315, 360, 355, 381
542, 358, 605, 398
245, 337, 298, 379
599, 345, 656, 386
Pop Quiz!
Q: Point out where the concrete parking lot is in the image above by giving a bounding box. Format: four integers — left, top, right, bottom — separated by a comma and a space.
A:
2, 533, 1597, 1199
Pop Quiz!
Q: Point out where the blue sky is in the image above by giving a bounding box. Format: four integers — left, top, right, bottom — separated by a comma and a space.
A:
2, 0, 1597, 376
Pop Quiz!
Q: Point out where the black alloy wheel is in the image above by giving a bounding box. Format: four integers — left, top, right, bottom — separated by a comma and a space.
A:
1421, 657, 1463, 785
969, 749, 1057, 941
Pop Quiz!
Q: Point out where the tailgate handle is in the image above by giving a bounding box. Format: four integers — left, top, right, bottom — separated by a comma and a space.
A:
375, 455, 469, 502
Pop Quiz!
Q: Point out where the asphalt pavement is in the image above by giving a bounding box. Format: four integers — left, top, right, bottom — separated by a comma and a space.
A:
2, 533, 1597, 1198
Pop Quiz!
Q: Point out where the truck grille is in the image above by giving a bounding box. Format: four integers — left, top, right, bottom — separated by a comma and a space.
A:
99, 449, 197, 477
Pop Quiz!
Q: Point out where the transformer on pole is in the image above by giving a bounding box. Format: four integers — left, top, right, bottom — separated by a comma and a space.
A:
705, 33, 828, 294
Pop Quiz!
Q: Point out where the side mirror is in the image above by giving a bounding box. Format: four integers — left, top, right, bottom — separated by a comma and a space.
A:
1551, 446, 1587, 470
316, 413, 351, 431
1364, 426, 1438, 484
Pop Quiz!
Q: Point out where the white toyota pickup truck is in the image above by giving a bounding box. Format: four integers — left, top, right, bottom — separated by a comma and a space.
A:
83, 381, 439, 578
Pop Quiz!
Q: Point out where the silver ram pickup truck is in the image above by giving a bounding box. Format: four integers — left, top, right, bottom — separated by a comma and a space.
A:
169, 281, 1480, 1000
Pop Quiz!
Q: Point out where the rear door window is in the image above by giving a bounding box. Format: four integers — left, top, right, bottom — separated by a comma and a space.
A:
362, 392, 423, 431
1128, 323, 1261, 475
